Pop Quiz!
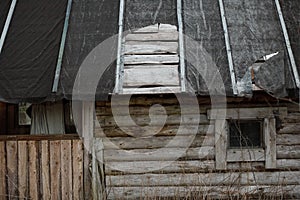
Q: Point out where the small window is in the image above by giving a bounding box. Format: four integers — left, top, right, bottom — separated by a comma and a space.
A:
208, 107, 287, 170
228, 120, 263, 148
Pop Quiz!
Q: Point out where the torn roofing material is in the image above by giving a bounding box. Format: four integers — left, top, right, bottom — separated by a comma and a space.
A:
0, 0, 299, 103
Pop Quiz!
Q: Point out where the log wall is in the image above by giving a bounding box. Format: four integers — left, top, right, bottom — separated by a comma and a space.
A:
95, 95, 300, 199
0, 135, 86, 200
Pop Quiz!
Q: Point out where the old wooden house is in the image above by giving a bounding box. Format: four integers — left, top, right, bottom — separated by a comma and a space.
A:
0, 0, 300, 199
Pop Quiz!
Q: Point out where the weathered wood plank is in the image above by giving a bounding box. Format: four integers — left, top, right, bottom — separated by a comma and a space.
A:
102, 135, 214, 150
125, 32, 178, 41
105, 160, 215, 175
61, 140, 72, 200
98, 114, 208, 128
277, 133, 300, 145
96, 95, 207, 107
107, 185, 300, 199
124, 42, 178, 55
123, 65, 179, 87
6, 141, 18, 199
240, 171, 300, 185
122, 86, 181, 94
82, 101, 94, 199
0, 141, 6, 199
277, 159, 300, 169
277, 145, 300, 159
133, 24, 177, 33
41, 140, 50, 200
104, 147, 214, 162
279, 123, 300, 134
0, 134, 80, 142
215, 120, 228, 170
226, 149, 265, 162
92, 139, 106, 199
106, 172, 239, 187
83, 148, 92, 200
107, 171, 300, 187
97, 96, 281, 107
18, 141, 28, 199
106, 159, 300, 175
265, 118, 276, 168
96, 104, 207, 116
28, 141, 39, 200
124, 55, 179, 65
282, 112, 300, 123
208, 107, 287, 119
95, 124, 214, 137
73, 140, 84, 200
50, 141, 61, 200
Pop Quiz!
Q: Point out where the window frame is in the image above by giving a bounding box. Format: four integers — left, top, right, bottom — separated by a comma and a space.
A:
208, 107, 287, 170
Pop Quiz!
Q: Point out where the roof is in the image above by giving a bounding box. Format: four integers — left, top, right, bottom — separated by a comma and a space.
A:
0, 0, 299, 103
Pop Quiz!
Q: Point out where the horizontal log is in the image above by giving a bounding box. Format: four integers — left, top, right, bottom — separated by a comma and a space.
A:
121, 87, 181, 94
102, 135, 214, 150
276, 159, 300, 170
95, 124, 214, 137
133, 24, 177, 33
282, 112, 300, 123
124, 42, 178, 55
96, 105, 207, 116
277, 145, 300, 159
240, 171, 300, 185
279, 123, 300, 134
104, 147, 215, 162
106, 171, 300, 187
97, 96, 290, 107
125, 32, 178, 41
97, 114, 209, 127
96, 95, 212, 107
277, 134, 300, 145
105, 159, 300, 175
208, 107, 287, 120
107, 185, 300, 199
123, 65, 179, 87
105, 160, 215, 175
124, 55, 179, 65
106, 172, 239, 187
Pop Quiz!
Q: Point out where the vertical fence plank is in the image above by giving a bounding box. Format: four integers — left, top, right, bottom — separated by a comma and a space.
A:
28, 141, 39, 200
50, 140, 61, 200
0, 141, 6, 199
41, 140, 50, 200
18, 141, 28, 199
83, 149, 91, 200
6, 141, 18, 199
73, 140, 84, 200
61, 140, 72, 200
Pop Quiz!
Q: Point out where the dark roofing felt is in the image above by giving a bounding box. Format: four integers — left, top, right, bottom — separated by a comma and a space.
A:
0, 0, 299, 103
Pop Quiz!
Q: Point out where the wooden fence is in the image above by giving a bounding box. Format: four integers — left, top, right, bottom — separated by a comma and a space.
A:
0, 135, 86, 200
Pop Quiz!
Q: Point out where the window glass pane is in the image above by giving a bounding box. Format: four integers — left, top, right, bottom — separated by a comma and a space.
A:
229, 120, 262, 148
